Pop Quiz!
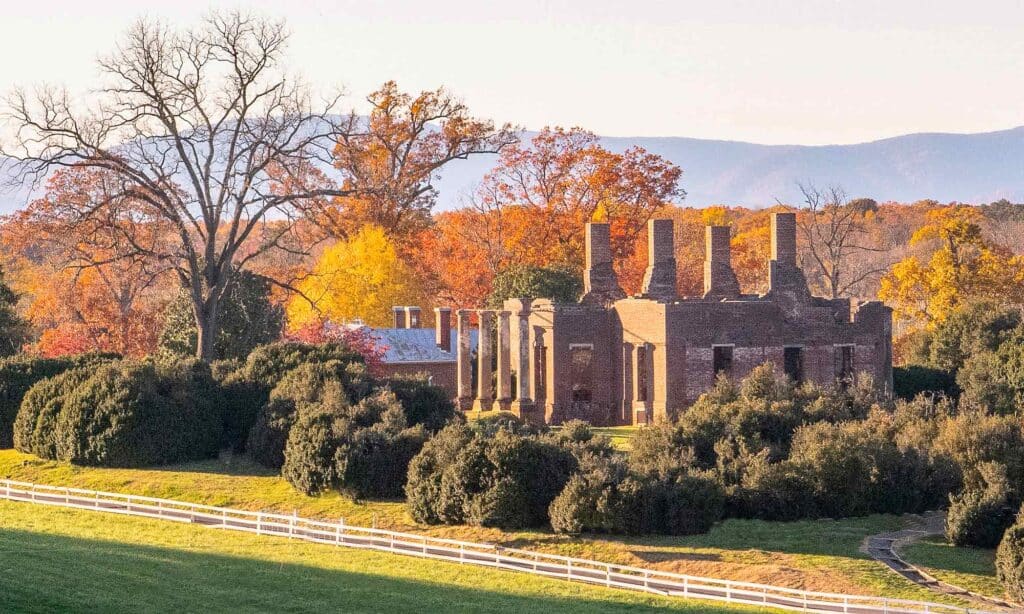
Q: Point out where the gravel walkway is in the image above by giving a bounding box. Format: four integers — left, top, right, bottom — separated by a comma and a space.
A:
863, 512, 1020, 611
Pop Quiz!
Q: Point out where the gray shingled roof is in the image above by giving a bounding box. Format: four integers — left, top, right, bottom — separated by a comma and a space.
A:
370, 328, 479, 364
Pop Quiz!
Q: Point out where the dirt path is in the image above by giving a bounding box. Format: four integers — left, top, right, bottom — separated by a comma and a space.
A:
863, 512, 1019, 611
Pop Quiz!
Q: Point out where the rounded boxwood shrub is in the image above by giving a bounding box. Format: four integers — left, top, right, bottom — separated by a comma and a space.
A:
946, 488, 1016, 548
247, 360, 372, 468
13, 366, 96, 458
383, 373, 459, 432
50, 359, 222, 467
405, 424, 577, 529
217, 342, 371, 452
996, 522, 1024, 602
282, 388, 428, 500
0, 352, 118, 448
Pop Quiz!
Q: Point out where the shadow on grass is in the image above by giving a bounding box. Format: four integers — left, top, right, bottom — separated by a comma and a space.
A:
0, 528, 743, 614
139, 452, 280, 477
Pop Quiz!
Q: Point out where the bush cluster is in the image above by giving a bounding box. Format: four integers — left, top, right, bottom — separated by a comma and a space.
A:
14, 358, 222, 467
406, 422, 581, 529
0, 353, 119, 447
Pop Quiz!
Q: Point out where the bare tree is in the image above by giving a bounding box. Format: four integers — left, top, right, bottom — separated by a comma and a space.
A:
2, 13, 357, 361
791, 184, 890, 299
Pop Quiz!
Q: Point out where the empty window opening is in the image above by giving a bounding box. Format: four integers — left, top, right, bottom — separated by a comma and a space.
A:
835, 345, 855, 387
713, 345, 733, 377
636, 346, 649, 403
533, 341, 547, 403
570, 345, 594, 405
783, 346, 804, 384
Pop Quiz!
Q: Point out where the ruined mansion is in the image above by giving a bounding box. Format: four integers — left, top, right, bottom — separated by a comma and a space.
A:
402, 212, 893, 427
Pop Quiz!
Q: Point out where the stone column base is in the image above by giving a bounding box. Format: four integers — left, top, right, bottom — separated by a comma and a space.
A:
457, 397, 474, 412
495, 398, 512, 412
509, 400, 534, 416
472, 399, 495, 412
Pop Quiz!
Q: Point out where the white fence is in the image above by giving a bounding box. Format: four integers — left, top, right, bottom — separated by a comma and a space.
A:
0, 479, 999, 614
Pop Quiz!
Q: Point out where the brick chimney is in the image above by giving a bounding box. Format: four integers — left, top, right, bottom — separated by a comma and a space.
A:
703, 225, 740, 299
581, 222, 625, 305
640, 219, 677, 300
434, 307, 452, 352
767, 212, 810, 304
405, 306, 422, 328
393, 306, 406, 328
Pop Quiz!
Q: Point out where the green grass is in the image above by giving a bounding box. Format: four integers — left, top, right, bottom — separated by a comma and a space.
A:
900, 536, 1005, 600
0, 500, 760, 613
0, 449, 973, 606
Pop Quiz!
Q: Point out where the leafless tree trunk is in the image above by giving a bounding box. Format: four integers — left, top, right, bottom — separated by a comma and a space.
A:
3, 13, 356, 361
791, 184, 891, 299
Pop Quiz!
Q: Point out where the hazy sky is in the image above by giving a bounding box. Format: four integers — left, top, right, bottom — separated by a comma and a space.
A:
3, 0, 1023, 144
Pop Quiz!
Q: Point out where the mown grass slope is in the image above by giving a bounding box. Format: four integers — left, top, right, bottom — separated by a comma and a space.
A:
900, 536, 1004, 600
0, 448, 970, 605
0, 500, 755, 614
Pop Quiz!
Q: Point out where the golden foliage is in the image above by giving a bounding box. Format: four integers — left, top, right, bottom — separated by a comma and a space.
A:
286, 225, 429, 329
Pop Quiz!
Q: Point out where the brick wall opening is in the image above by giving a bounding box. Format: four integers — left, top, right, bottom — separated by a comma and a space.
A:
784, 346, 804, 384
570, 344, 594, 406
713, 345, 733, 377
835, 344, 855, 388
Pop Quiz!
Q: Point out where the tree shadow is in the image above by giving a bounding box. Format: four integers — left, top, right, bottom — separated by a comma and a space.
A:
0, 528, 740, 614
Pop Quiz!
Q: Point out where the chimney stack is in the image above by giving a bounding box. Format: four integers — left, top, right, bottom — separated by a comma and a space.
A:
581, 222, 625, 305
767, 211, 810, 302
703, 225, 740, 299
771, 212, 797, 267
393, 306, 406, 328
434, 307, 452, 352
405, 306, 422, 328
640, 219, 677, 300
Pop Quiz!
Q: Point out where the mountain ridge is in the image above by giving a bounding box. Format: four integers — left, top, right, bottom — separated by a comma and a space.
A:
3, 125, 1022, 212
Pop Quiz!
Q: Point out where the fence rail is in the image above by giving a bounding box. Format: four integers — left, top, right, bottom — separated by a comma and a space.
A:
0, 479, 998, 614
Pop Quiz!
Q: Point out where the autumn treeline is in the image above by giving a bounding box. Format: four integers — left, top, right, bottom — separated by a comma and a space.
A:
3, 151, 1023, 361
0, 13, 1022, 363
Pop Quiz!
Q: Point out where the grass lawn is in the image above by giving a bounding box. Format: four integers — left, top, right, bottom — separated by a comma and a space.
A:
900, 536, 1005, 600
0, 449, 972, 607
0, 501, 755, 614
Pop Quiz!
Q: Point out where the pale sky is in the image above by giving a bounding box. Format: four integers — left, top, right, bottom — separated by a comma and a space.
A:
2, 0, 1023, 145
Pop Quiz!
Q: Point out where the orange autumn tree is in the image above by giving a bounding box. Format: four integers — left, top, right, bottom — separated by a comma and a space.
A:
306, 81, 517, 240
421, 127, 684, 303
2, 167, 175, 356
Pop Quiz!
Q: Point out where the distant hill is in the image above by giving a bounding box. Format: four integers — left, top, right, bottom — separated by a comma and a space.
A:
3, 126, 1022, 212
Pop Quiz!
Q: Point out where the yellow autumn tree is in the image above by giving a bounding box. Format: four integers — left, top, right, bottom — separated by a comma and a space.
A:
287, 225, 428, 329
879, 205, 1024, 328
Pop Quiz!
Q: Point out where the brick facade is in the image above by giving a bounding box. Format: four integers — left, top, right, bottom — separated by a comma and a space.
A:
456, 213, 893, 426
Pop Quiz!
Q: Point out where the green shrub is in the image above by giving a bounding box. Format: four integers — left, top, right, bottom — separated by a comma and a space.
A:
639, 473, 725, 535
996, 522, 1024, 602
13, 366, 96, 458
405, 424, 577, 529
383, 373, 459, 432
892, 365, 958, 401
282, 387, 429, 500
946, 463, 1016, 548
44, 359, 221, 467
548, 456, 632, 535
935, 411, 1024, 493
220, 342, 371, 452
0, 353, 118, 448
281, 399, 347, 496
246, 360, 373, 468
